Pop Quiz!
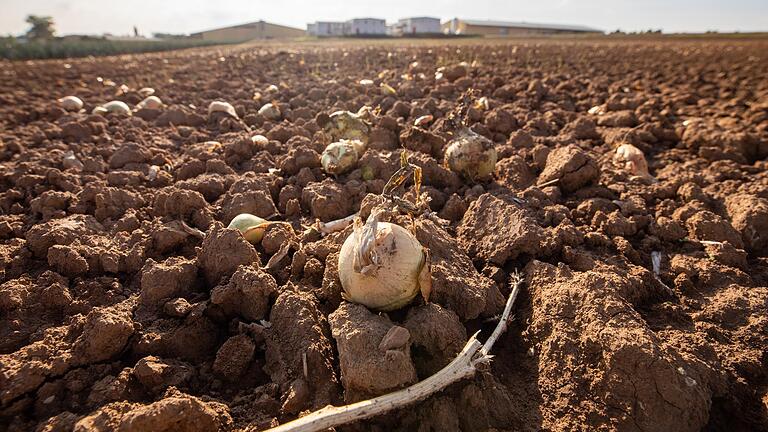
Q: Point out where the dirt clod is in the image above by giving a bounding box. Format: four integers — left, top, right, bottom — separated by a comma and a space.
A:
329, 302, 418, 401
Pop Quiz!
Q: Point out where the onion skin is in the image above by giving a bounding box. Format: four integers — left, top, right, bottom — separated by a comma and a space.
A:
338, 222, 425, 311
324, 111, 370, 144
444, 128, 497, 181
228, 213, 268, 243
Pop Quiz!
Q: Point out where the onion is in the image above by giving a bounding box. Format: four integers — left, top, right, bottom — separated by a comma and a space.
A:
136, 96, 163, 110
614, 144, 650, 178
321, 140, 360, 175
208, 101, 238, 118
251, 134, 268, 145
138, 87, 155, 97
258, 102, 281, 120
227, 213, 269, 243
323, 110, 370, 144
338, 216, 427, 311
380, 83, 397, 96
588, 105, 605, 115
62, 150, 84, 170
413, 114, 433, 126
444, 128, 497, 181
58, 96, 83, 111
473, 96, 489, 111
93, 100, 132, 116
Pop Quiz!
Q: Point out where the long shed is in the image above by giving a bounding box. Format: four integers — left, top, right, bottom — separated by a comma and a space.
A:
191, 20, 304, 42
443, 19, 602, 36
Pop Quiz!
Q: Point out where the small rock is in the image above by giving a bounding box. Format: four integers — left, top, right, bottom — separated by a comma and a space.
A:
163, 298, 193, 317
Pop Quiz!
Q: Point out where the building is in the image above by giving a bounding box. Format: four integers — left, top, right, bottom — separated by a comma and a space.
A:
390, 17, 441, 36
442, 19, 602, 36
307, 21, 346, 37
190, 20, 304, 42
307, 18, 386, 36
346, 18, 386, 36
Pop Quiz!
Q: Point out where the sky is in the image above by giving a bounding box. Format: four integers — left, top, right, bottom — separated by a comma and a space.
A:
1, 0, 766, 36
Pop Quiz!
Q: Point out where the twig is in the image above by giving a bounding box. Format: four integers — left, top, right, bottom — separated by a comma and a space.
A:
316, 214, 356, 234
650, 251, 674, 295
264, 272, 525, 432
481, 271, 523, 356
536, 178, 560, 189
179, 220, 205, 239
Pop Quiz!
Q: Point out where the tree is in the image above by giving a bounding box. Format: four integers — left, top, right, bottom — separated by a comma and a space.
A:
25, 15, 55, 40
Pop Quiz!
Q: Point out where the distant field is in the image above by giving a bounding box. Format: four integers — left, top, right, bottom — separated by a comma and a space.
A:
2, 32, 766, 61
0, 38, 232, 60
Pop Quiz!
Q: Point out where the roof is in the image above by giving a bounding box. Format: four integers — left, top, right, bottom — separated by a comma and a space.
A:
191, 20, 303, 36
458, 19, 601, 33
400, 17, 441, 21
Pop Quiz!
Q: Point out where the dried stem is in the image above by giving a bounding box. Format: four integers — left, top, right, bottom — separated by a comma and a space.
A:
264, 272, 525, 432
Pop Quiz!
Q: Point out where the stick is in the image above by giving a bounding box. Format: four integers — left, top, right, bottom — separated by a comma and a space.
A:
264, 272, 525, 432
316, 214, 356, 234
481, 271, 523, 356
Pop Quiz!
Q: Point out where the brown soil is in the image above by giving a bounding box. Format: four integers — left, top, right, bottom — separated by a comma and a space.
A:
1, 37, 768, 432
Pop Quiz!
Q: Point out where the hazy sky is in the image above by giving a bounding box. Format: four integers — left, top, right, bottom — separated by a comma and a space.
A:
1, 0, 766, 36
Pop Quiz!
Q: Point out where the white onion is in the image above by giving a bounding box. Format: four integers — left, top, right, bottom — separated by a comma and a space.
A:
58, 96, 83, 111
251, 134, 268, 145
614, 144, 650, 178
136, 96, 163, 110
258, 102, 281, 121
138, 87, 155, 97
93, 100, 132, 116
444, 128, 497, 180
228, 213, 268, 243
321, 140, 359, 175
208, 101, 238, 118
338, 219, 426, 311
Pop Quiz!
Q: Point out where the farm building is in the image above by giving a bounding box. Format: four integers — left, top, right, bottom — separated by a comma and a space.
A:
347, 18, 387, 35
442, 19, 602, 36
190, 20, 304, 42
307, 21, 346, 37
390, 17, 441, 36
307, 18, 387, 36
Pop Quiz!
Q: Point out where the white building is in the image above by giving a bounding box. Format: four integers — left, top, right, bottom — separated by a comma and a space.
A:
308, 18, 386, 36
307, 21, 346, 36
392, 17, 441, 35
346, 18, 386, 35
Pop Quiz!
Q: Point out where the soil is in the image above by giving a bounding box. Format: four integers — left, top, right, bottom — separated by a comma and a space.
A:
1, 37, 768, 431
